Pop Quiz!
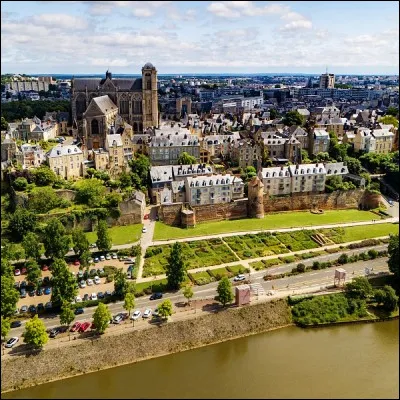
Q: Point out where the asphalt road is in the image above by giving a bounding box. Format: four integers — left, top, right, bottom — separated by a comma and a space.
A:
8, 255, 389, 338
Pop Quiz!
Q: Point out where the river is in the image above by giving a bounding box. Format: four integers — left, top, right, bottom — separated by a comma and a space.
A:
3, 320, 398, 399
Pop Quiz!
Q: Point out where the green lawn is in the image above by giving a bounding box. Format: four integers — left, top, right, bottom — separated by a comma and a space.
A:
85, 224, 143, 246
154, 210, 377, 240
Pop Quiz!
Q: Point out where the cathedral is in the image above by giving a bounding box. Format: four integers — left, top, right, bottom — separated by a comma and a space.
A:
71, 62, 158, 149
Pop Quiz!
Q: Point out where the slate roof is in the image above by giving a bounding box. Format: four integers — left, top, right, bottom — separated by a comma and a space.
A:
106, 134, 123, 147
47, 144, 82, 158
73, 78, 142, 91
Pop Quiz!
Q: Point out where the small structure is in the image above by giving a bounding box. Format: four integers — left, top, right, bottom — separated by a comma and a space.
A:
235, 284, 251, 306
334, 268, 346, 287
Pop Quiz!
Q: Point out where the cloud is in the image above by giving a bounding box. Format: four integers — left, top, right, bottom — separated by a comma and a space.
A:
31, 13, 89, 29
280, 19, 312, 31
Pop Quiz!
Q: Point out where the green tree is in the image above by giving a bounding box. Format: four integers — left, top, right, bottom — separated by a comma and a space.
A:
337, 253, 349, 264
114, 268, 128, 298
1, 242, 25, 262
269, 109, 279, 120
28, 186, 60, 213
282, 111, 305, 127
103, 192, 122, 208
128, 154, 151, 188
96, 219, 112, 252
74, 178, 106, 207
177, 151, 197, 165
1, 275, 20, 317
387, 234, 399, 279
345, 277, 373, 299
217, 276, 233, 307
23, 315, 48, 349
43, 218, 70, 259
1, 258, 14, 277
381, 285, 399, 312
183, 283, 194, 305
123, 292, 135, 316
345, 157, 362, 175
80, 249, 92, 268
1, 316, 11, 341
8, 208, 37, 241
26, 260, 41, 288
22, 232, 41, 261
386, 107, 399, 117
72, 228, 90, 257
60, 301, 75, 338
379, 115, 398, 128
118, 172, 132, 189
166, 242, 187, 290
32, 165, 57, 186
12, 177, 28, 191
301, 149, 312, 163
157, 299, 173, 320
51, 258, 78, 307
1, 116, 9, 131
296, 263, 306, 273
93, 303, 112, 334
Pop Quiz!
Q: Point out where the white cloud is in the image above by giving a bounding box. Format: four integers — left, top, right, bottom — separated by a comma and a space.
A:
280, 19, 312, 31
32, 13, 89, 29
207, 2, 240, 18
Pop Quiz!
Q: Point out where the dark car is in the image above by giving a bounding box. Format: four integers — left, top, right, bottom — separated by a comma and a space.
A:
10, 320, 22, 328
89, 269, 97, 276
28, 305, 37, 314
74, 308, 84, 315
83, 294, 90, 302
150, 292, 163, 300
28, 289, 36, 297
105, 290, 112, 297
97, 292, 105, 299
13, 281, 20, 290
20, 305, 28, 313
20, 288, 27, 298
44, 302, 53, 310
37, 287, 44, 296
43, 277, 51, 286
49, 328, 61, 338
20, 281, 27, 289
44, 287, 51, 295
37, 303, 45, 312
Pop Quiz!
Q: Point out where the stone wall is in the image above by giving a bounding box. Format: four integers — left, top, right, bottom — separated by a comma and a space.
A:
192, 199, 249, 222
54, 189, 76, 202
160, 203, 184, 226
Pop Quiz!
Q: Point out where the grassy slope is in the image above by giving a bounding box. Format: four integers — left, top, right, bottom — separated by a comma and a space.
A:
85, 224, 142, 246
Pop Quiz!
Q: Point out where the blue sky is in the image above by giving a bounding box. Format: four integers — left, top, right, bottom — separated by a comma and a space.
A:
1, 1, 399, 75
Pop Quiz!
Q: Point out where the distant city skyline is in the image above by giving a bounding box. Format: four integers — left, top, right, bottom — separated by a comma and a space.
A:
1, 1, 399, 75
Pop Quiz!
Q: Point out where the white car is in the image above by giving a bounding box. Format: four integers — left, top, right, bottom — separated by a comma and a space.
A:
87, 279, 94, 286
233, 274, 246, 282
267, 290, 275, 296
5, 337, 19, 348
99, 255, 105, 261
142, 309, 152, 318
91, 293, 97, 301
111, 253, 118, 259
90, 243, 97, 248
131, 310, 142, 320
75, 295, 82, 303
105, 254, 111, 260
112, 314, 123, 324
94, 276, 101, 285
142, 227, 147, 233
79, 280, 86, 288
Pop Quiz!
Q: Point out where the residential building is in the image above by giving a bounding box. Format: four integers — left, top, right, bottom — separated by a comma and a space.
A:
104, 134, 125, 176
289, 163, 327, 193
16, 144, 45, 169
230, 138, 261, 169
6, 81, 49, 93
371, 129, 394, 154
353, 128, 376, 153
47, 144, 84, 179
319, 73, 335, 89
310, 128, 330, 155
259, 166, 291, 196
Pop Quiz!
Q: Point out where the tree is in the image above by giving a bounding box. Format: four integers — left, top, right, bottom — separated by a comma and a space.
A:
93, 303, 112, 334
381, 286, 399, 312
118, 172, 132, 189
28, 186, 60, 213
1, 275, 20, 317
1, 242, 25, 262
72, 228, 90, 257
1, 116, 9, 131
128, 154, 151, 188
379, 115, 399, 128
183, 284, 194, 305
177, 151, 197, 165
301, 149, 312, 163
217, 276, 233, 307
1, 258, 14, 277
74, 178, 106, 207
344, 277, 373, 299
123, 292, 135, 316
32, 165, 57, 186
386, 107, 399, 117
387, 234, 399, 279
345, 157, 362, 175
51, 258, 78, 307
60, 301, 75, 338
166, 242, 187, 290
114, 268, 128, 298
12, 177, 28, 191
80, 249, 92, 268
23, 315, 48, 349
157, 299, 173, 320
1, 316, 11, 341
269, 109, 279, 120
8, 208, 37, 241
26, 260, 41, 288
22, 232, 41, 261
296, 263, 306, 273
282, 111, 305, 127
96, 219, 112, 252
337, 253, 349, 264
43, 218, 70, 259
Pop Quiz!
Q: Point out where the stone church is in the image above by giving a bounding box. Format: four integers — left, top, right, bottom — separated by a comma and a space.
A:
71, 62, 159, 144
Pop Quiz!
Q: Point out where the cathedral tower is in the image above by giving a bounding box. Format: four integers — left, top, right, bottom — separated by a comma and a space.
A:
142, 62, 159, 130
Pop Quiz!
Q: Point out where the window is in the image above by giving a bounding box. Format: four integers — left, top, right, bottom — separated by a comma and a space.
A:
91, 120, 99, 135
114, 157, 118, 162
114, 150, 118, 155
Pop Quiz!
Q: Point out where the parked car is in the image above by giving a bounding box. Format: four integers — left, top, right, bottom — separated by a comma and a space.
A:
144, 213, 150, 220
20, 305, 28, 313
150, 292, 163, 300
99, 255, 105, 261
233, 274, 246, 282
49, 328, 60, 338
94, 276, 101, 285
36, 287, 44, 296
127, 271, 132, 279
112, 314, 123, 324
28, 289, 36, 297
97, 292, 105, 299
20, 281, 27, 289
43, 276, 51, 285
44, 287, 52, 295
79, 322, 91, 333
5, 337, 19, 348
120, 312, 129, 321
91, 293, 97, 301
111, 253, 118, 259
76, 295, 83, 303
70, 322, 81, 332
41, 265, 49, 271
73, 260, 80, 266
105, 253, 111, 260
105, 290, 112, 297
13, 281, 20, 290
142, 309, 152, 318
127, 265, 134, 272
11, 321, 22, 328
77, 271, 84, 279
94, 257, 99, 263
389, 199, 394, 206
74, 308, 84, 315
28, 305, 37, 314
142, 227, 147, 233
14, 268, 21, 276
44, 302, 53, 310
20, 289, 27, 298
152, 308, 160, 318
89, 269, 97, 276
21, 267, 27, 274
87, 279, 94, 286
131, 310, 142, 320
37, 303, 44, 312
90, 243, 97, 248
79, 280, 86, 288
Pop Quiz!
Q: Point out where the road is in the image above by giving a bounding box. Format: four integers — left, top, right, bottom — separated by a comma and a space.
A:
8, 256, 389, 339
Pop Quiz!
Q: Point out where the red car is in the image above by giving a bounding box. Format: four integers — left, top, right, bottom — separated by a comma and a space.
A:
73, 260, 80, 266
90, 322, 96, 330
79, 322, 91, 333
14, 269, 21, 276
21, 267, 27, 274
41, 265, 49, 271
144, 214, 150, 220
70, 322, 81, 332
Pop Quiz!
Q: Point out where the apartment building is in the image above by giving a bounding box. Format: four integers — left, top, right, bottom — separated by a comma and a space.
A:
47, 144, 84, 179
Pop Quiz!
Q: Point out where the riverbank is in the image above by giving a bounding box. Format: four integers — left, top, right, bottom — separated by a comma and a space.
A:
1, 299, 292, 393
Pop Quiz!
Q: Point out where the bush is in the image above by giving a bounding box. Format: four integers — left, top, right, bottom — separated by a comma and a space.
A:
296, 263, 306, 273
106, 274, 114, 283
312, 261, 320, 270
13, 177, 28, 191
368, 249, 378, 259
338, 253, 349, 265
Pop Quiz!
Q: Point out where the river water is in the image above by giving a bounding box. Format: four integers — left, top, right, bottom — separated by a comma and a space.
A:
3, 320, 398, 399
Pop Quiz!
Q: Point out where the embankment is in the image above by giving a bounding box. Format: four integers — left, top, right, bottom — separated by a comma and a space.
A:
1, 299, 292, 393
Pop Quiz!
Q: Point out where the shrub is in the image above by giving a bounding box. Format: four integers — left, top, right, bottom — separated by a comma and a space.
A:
296, 263, 306, 273
337, 253, 349, 265
13, 177, 28, 191
368, 249, 378, 259
106, 274, 114, 283
312, 261, 320, 270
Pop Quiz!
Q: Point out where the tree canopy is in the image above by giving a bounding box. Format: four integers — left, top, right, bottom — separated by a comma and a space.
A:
282, 111, 305, 127
183, 284, 194, 305
114, 268, 128, 298
28, 186, 61, 213
387, 234, 399, 279
1, 316, 11, 341
1, 275, 20, 317
26, 260, 41, 288
217, 276, 234, 307
23, 315, 49, 349
8, 208, 38, 241
22, 232, 41, 261
157, 299, 173, 320
123, 292, 135, 316
344, 277, 373, 299
43, 218, 70, 259
74, 178, 106, 207
60, 301, 75, 327
72, 228, 90, 257
32, 165, 57, 187
166, 242, 187, 290
50, 258, 78, 307
177, 151, 197, 165
93, 303, 112, 334
96, 219, 112, 252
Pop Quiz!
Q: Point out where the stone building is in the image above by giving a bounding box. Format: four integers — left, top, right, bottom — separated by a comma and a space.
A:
47, 144, 84, 179
230, 138, 261, 169
309, 128, 330, 155
104, 134, 125, 177
16, 144, 45, 169
259, 165, 292, 196
71, 63, 158, 135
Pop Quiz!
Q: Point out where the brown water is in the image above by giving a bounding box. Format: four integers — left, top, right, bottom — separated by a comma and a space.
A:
3, 320, 399, 399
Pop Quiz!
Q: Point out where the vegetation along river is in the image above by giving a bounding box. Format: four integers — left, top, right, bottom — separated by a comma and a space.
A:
3, 320, 398, 399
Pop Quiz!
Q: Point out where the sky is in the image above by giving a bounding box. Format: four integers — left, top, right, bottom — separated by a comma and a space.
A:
1, 1, 399, 75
